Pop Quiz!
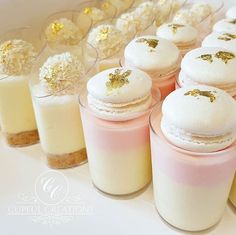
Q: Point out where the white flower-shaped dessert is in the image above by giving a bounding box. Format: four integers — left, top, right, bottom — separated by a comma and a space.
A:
87, 24, 124, 59
45, 18, 82, 46
173, 9, 199, 26
83, 7, 106, 24
39, 52, 85, 93
0, 39, 36, 76
191, 2, 212, 21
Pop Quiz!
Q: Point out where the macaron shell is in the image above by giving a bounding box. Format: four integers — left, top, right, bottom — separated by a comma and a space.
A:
162, 85, 236, 136
226, 6, 236, 19
181, 47, 236, 84
124, 36, 180, 72
213, 19, 236, 34
156, 23, 198, 45
87, 67, 152, 104
202, 32, 236, 54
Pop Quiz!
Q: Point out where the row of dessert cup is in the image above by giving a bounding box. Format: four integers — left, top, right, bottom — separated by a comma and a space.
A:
0, 1, 234, 233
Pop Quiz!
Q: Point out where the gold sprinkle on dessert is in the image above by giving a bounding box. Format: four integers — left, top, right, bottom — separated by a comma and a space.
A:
101, 2, 110, 9
215, 51, 235, 64
51, 22, 64, 34
218, 33, 236, 41
229, 19, 236, 24
168, 24, 184, 34
0, 41, 13, 64
98, 27, 109, 41
136, 38, 159, 49
106, 69, 131, 91
197, 54, 213, 63
84, 7, 92, 14
184, 89, 216, 103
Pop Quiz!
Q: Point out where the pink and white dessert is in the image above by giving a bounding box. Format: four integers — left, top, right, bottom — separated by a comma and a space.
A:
79, 67, 160, 195
150, 85, 236, 231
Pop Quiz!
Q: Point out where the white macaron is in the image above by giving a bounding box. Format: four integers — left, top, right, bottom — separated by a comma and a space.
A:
179, 47, 236, 96
156, 23, 198, 49
202, 32, 236, 54
124, 35, 180, 75
87, 67, 154, 121
226, 6, 236, 19
213, 18, 236, 34
161, 85, 236, 152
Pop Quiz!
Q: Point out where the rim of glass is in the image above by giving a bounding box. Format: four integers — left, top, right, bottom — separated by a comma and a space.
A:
40, 9, 93, 46
30, 42, 98, 99
79, 84, 161, 123
149, 102, 236, 158
0, 26, 47, 81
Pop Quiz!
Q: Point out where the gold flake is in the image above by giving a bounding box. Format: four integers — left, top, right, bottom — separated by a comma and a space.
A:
184, 89, 216, 103
0, 41, 13, 64
215, 51, 235, 64
84, 7, 92, 14
168, 24, 184, 34
229, 19, 236, 24
51, 22, 64, 34
136, 38, 159, 49
197, 54, 213, 63
101, 2, 110, 10
218, 33, 236, 41
98, 27, 109, 41
106, 69, 131, 91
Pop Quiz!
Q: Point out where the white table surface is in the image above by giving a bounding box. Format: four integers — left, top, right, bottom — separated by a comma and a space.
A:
0, 1, 236, 235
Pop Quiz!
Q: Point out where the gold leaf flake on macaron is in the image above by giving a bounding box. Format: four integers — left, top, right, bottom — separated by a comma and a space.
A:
229, 19, 236, 24
51, 22, 64, 34
214, 51, 235, 64
184, 89, 216, 103
84, 7, 92, 14
218, 33, 236, 41
168, 24, 184, 34
106, 69, 131, 91
197, 54, 213, 63
136, 38, 159, 49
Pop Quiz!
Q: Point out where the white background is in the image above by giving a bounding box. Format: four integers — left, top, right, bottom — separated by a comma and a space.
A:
0, 1, 236, 235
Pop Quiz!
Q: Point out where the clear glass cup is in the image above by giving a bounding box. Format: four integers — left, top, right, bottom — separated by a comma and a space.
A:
88, 18, 137, 72
120, 56, 181, 100
30, 44, 97, 169
41, 10, 92, 50
76, 0, 117, 25
150, 104, 236, 231
0, 27, 45, 147
79, 89, 161, 196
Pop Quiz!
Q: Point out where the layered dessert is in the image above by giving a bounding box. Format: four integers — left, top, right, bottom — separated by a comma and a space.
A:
0, 39, 39, 146
124, 35, 180, 99
31, 51, 88, 168
79, 67, 159, 195
150, 86, 236, 231
156, 23, 198, 55
177, 47, 236, 97
87, 24, 125, 71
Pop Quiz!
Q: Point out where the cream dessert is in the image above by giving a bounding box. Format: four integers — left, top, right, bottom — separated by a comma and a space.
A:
190, 2, 212, 22
79, 67, 159, 195
202, 32, 236, 54
156, 23, 198, 55
124, 35, 180, 99
87, 24, 124, 71
0, 39, 39, 146
177, 47, 236, 97
31, 50, 91, 168
226, 6, 236, 19
173, 9, 199, 26
150, 86, 236, 231
213, 18, 236, 35
82, 7, 106, 24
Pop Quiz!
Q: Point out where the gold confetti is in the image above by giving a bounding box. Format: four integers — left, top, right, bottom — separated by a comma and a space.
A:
218, 33, 236, 41
98, 27, 109, 41
101, 2, 110, 10
215, 51, 235, 64
136, 38, 159, 49
0, 41, 13, 64
84, 7, 92, 14
106, 69, 131, 91
51, 22, 64, 34
168, 24, 184, 34
197, 54, 213, 63
229, 19, 236, 24
184, 89, 216, 103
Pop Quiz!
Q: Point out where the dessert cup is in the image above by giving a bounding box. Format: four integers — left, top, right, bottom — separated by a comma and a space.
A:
76, 1, 117, 25
30, 44, 97, 169
79, 89, 160, 196
108, 0, 135, 15
41, 10, 92, 50
150, 104, 236, 231
0, 27, 45, 147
